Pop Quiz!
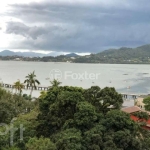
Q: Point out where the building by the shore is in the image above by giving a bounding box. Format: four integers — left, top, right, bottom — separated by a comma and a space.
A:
122, 106, 150, 130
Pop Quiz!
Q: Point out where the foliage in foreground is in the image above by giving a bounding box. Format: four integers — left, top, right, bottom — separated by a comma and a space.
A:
143, 96, 150, 111
1, 85, 150, 150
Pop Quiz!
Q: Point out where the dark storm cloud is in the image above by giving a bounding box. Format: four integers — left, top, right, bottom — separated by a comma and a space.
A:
5, 0, 150, 52
6, 22, 63, 39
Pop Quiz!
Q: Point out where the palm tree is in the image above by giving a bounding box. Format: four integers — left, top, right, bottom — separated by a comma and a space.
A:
24, 71, 40, 97
39, 91, 47, 99
50, 79, 61, 87
13, 80, 24, 94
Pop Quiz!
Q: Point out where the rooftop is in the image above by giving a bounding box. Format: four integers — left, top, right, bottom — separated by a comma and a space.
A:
122, 106, 150, 115
121, 106, 141, 114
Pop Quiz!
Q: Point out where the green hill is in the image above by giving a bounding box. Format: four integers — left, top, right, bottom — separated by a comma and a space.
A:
74, 44, 150, 64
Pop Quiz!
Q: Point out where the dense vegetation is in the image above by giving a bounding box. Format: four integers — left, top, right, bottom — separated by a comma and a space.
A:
1, 44, 150, 64
143, 97, 150, 111
1, 80, 150, 150
0, 55, 75, 62
74, 44, 150, 64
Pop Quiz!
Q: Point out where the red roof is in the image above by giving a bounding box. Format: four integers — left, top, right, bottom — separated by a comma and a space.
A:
130, 115, 150, 129
122, 106, 150, 130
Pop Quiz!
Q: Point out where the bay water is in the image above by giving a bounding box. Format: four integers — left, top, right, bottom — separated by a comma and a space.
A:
0, 61, 150, 98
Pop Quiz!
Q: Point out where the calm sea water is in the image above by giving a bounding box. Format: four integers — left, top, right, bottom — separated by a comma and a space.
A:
0, 61, 150, 97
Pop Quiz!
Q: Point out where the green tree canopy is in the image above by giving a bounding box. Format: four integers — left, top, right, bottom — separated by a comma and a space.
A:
26, 137, 56, 150
1, 84, 150, 150
36, 85, 150, 150
84, 86, 123, 113
143, 97, 150, 111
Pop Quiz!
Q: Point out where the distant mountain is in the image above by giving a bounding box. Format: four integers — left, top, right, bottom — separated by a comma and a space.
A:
2, 44, 150, 64
0, 50, 47, 57
97, 44, 150, 58
65, 53, 79, 57
0, 50, 16, 56
74, 44, 150, 64
0, 50, 79, 57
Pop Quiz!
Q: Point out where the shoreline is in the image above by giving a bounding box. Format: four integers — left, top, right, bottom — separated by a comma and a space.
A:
0, 60, 150, 65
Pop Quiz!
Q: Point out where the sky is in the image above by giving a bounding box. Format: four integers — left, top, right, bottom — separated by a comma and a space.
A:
0, 0, 150, 55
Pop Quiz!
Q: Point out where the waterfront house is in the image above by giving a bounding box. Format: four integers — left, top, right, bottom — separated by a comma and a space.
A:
122, 106, 150, 130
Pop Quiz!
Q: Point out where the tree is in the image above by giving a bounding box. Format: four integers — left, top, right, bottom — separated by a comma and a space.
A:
36, 85, 150, 150
54, 128, 82, 150
102, 110, 144, 150
2, 84, 150, 150
50, 79, 62, 88
143, 97, 150, 111
39, 91, 47, 99
0, 103, 39, 150
133, 111, 149, 122
24, 71, 40, 97
26, 137, 56, 150
84, 86, 101, 103
37, 86, 84, 137
132, 111, 150, 138
13, 80, 24, 94
83, 124, 104, 150
74, 101, 101, 131
0, 87, 30, 123
0, 87, 35, 150
22, 94, 32, 101
2, 147, 20, 150
84, 86, 123, 114
12, 110, 39, 150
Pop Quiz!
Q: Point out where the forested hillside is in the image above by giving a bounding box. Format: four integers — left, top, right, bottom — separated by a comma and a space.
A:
1, 44, 150, 64
74, 44, 150, 63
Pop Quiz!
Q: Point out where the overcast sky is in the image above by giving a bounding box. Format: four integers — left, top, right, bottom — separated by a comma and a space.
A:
0, 0, 150, 54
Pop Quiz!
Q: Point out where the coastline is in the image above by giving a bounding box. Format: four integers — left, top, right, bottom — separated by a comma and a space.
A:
1, 59, 150, 65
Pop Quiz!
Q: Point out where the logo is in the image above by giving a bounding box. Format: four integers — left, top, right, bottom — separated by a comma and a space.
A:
49, 69, 101, 81
49, 69, 62, 80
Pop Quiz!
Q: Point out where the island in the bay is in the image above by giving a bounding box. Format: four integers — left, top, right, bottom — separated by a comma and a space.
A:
1, 44, 150, 64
